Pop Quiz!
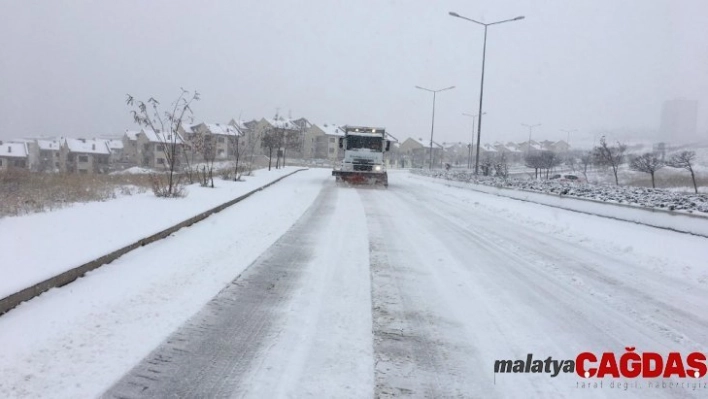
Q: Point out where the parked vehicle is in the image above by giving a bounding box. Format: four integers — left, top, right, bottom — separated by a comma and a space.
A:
559, 174, 584, 183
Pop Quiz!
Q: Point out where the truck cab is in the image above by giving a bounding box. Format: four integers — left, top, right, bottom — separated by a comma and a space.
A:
332, 126, 390, 187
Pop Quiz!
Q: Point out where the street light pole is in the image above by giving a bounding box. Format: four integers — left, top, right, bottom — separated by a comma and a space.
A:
449, 11, 524, 175
416, 85, 455, 169
522, 123, 541, 154
561, 129, 577, 150
463, 112, 485, 169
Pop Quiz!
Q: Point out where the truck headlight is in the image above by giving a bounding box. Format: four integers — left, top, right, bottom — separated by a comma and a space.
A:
374, 165, 382, 171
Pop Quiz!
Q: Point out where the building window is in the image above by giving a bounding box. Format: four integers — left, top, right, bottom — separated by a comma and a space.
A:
157, 158, 165, 165
218, 137, 225, 143
0, 159, 3, 166
329, 137, 335, 143
156, 145, 164, 152
78, 155, 89, 163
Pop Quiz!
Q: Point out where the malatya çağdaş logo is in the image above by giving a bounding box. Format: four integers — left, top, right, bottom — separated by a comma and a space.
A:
494, 348, 707, 379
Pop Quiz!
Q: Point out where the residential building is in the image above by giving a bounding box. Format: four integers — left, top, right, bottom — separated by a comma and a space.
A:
441, 142, 468, 166
60, 138, 111, 174
0, 141, 29, 170
399, 137, 442, 168
135, 128, 185, 169
122, 130, 141, 165
35, 139, 62, 171
518, 140, 543, 154
250, 118, 302, 158
304, 124, 344, 161
106, 139, 124, 162
190, 122, 240, 161
551, 140, 571, 152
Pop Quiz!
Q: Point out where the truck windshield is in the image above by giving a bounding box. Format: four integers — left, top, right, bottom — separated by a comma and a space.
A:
347, 135, 382, 151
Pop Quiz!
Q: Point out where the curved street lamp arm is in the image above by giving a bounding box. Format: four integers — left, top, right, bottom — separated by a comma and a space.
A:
450, 12, 524, 27
488, 16, 525, 26
448, 11, 485, 26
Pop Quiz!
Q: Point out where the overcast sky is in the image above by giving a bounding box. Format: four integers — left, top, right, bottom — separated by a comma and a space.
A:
1, 0, 706, 147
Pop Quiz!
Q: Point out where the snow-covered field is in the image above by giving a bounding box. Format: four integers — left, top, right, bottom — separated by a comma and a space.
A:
1, 169, 707, 398
0, 167, 301, 299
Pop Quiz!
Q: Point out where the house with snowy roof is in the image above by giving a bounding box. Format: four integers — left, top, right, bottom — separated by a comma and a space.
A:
518, 140, 543, 154
441, 142, 469, 166
249, 117, 306, 158
550, 140, 570, 152
105, 139, 124, 162
135, 128, 185, 169
227, 119, 252, 134
305, 124, 345, 161
121, 130, 142, 165
189, 122, 241, 160
291, 117, 312, 131
0, 141, 29, 170
59, 138, 111, 174
34, 139, 63, 171
399, 137, 443, 168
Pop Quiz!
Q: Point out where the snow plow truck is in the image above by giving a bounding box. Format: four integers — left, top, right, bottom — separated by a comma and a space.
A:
332, 125, 391, 187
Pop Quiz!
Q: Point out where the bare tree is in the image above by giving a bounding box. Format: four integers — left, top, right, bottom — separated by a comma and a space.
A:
579, 152, 593, 180
281, 128, 301, 167
565, 155, 577, 173
126, 88, 199, 197
524, 153, 543, 179
667, 151, 699, 193
494, 152, 509, 179
226, 129, 243, 181
261, 126, 281, 171
180, 139, 198, 184
629, 153, 665, 188
593, 136, 626, 186
242, 128, 260, 175
192, 132, 216, 187
538, 151, 562, 179
480, 153, 494, 176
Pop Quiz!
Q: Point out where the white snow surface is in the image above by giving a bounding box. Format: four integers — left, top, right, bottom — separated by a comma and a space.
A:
0, 169, 331, 398
0, 169, 707, 398
0, 167, 301, 299
414, 168, 708, 214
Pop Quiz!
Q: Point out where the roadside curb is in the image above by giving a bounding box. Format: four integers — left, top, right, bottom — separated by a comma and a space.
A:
0, 168, 308, 317
410, 173, 708, 238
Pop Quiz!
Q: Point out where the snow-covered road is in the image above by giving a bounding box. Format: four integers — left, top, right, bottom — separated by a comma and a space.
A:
2, 169, 707, 398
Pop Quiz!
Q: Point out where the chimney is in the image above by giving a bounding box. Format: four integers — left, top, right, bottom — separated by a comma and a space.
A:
92, 144, 96, 150
8, 146, 11, 153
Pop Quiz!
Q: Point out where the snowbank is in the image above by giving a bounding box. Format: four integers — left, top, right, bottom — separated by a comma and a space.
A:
412, 169, 708, 214
410, 171, 708, 238
0, 167, 303, 299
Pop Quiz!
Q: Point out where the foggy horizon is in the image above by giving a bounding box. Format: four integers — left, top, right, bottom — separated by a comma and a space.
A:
1, 0, 707, 148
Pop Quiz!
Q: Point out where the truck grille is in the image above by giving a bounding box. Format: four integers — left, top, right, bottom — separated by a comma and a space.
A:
353, 164, 373, 171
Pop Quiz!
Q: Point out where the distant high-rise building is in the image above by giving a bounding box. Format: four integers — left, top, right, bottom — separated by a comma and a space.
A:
660, 99, 698, 143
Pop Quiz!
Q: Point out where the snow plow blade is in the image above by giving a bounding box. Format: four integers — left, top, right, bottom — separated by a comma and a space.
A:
332, 171, 388, 187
